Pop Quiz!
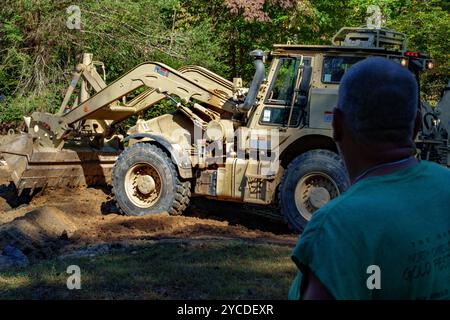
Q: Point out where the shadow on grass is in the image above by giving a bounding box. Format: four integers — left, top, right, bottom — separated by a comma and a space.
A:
0, 241, 296, 300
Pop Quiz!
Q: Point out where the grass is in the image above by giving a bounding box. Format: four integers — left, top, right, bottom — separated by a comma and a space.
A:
0, 240, 297, 300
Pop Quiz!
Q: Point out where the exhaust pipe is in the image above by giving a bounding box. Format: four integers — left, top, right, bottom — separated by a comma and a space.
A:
238, 49, 266, 113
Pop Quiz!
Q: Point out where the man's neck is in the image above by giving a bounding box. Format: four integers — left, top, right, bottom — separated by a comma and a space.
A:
347, 148, 418, 184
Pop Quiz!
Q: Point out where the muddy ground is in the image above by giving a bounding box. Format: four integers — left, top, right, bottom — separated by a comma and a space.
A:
0, 169, 297, 262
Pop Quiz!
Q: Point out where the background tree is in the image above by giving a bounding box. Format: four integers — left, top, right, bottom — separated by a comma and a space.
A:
0, 0, 448, 123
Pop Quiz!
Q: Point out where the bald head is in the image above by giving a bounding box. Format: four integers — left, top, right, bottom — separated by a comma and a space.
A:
337, 57, 419, 148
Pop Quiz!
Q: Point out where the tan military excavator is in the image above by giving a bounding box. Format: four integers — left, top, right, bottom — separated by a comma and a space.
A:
1, 26, 448, 233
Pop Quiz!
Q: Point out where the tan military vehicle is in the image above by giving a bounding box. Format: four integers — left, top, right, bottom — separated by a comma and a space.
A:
1, 26, 447, 233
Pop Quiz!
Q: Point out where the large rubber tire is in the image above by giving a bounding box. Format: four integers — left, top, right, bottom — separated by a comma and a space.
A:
279, 149, 349, 233
112, 143, 191, 216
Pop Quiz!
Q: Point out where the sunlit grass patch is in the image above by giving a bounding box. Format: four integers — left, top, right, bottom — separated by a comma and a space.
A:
0, 240, 296, 300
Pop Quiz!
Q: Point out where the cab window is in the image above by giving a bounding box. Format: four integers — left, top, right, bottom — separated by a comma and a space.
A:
322, 56, 364, 83
261, 57, 311, 127
266, 58, 302, 104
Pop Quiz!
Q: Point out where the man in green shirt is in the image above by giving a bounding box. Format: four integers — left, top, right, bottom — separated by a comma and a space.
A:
289, 57, 450, 300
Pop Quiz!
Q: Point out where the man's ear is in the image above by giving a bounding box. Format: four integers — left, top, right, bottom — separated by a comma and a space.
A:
332, 108, 343, 142
413, 110, 422, 139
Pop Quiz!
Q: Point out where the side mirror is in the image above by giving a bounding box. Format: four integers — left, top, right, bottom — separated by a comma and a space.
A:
295, 95, 308, 107
295, 65, 312, 108
298, 65, 312, 94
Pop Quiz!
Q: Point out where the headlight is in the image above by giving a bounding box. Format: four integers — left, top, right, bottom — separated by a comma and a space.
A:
400, 58, 408, 67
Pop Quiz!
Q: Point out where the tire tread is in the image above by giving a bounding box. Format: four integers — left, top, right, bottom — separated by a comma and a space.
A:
112, 143, 191, 216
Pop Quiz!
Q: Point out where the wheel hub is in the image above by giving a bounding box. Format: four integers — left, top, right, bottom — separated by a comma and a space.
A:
124, 163, 162, 208
136, 175, 156, 195
294, 172, 339, 221
309, 186, 331, 208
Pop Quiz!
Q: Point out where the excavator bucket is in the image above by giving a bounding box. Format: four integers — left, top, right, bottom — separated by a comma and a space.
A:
0, 133, 120, 193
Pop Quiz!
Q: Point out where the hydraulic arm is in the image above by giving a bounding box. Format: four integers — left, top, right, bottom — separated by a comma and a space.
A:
28, 55, 236, 148
0, 54, 241, 192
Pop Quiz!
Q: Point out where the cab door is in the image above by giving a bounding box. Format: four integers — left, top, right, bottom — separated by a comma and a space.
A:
259, 56, 311, 129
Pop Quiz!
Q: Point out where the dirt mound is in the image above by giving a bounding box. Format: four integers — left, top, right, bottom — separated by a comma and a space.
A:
69, 212, 294, 248
0, 206, 77, 259
0, 185, 296, 260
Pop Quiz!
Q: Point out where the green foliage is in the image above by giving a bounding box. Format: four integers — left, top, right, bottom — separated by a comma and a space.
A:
388, 1, 449, 104
318, 0, 449, 103
0, 0, 448, 123
0, 0, 225, 124
0, 86, 61, 122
